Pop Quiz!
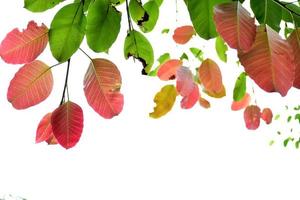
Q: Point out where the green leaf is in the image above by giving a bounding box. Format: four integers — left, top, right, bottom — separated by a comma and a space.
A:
294, 105, 300, 110
86, 0, 121, 52
129, 0, 147, 24
161, 28, 169, 34
281, 2, 300, 27
111, 0, 125, 5
215, 36, 228, 63
295, 113, 300, 123
190, 47, 204, 61
250, 0, 282, 32
185, 0, 230, 40
24, 0, 64, 12
154, 0, 163, 6
284, 137, 294, 147
180, 53, 189, 61
74, 0, 94, 11
124, 30, 154, 74
274, 114, 280, 120
295, 138, 300, 149
141, 0, 159, 32
233, 72, 247, 101
49, 2, 87, 62
287, 115, 292, 122
269, 140, 275, 146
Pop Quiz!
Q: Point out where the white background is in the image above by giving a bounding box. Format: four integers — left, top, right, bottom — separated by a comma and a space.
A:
1, 0, 300, 199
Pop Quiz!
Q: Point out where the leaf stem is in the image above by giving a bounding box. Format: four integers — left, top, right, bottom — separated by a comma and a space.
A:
125, 0, 133, 31
50, 62, 65, 69
79, 48, 92, 61
60, 59, 71, 105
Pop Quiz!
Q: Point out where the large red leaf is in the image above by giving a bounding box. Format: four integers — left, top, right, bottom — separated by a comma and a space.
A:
36, 113, 53, 143
7, 60, 53, 109
84, 58, 124, 119
180, 84, 199, 109
198, 58, 223, 93
288, 29, 300, 88
244, 105, 261, 130
0, 21, 48, 64
173, 25, 195, 44
231, 93, 251, 111
214, 1, 256, 52
261, 108, 273, 125
238, 25, 295, 96
51, 101, 84, 149
157, 59, 182, 81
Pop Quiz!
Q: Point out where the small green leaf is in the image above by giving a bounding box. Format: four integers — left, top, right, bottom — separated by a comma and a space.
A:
284, 137, 294, 147
274, 114, 280, 120
295, 138, 300, 149
233, 72, 247, 101
295, 113, 300, 123
269, 140, 275, 146
287, 116, 292, 122
24, 0, 64, 12
86, 0, 121, 52
161, 28, 170, 34
180, 53, 189, 61
190, 47, 204, 61
215, 36, 228, 63
49, 2, 86, 62
124, 30, 154, 74
294, 105, 300, 110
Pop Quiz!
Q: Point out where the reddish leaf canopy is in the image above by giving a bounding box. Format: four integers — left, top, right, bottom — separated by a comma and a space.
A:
214, 1, 256, 52
288, 29, 300, 89
84, 58, 124, 119
51, 101, 84, 149
244, 105, 261, 130
157, 59, 182, 81
231, 93, 251, 111
7, 60, 53, 109
0, 21, 48, 64
239, 25, 295, 96
173, 25, 195, 44
261, 108, 273, 125
36, 113, 53, 144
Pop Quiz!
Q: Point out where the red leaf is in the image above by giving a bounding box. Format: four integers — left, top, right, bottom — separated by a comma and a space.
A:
198, 58, 223, 93
261, 108, 273, 125
84, 58, 124, 119
173, 25, 195, 44
157, 59, 182, 81
231, 93, 251, 111
36, 113, 53, 143
244, 105, 261, 130
176, 66, 195, 96
214, 1, 256, 52
0, 21, 48, 64
199, 96, 211, 109
51, 101, 84, 149
238, 25, 295, 96
181, 84, 199, 109
7, 60, 53, 109
288, 29, 300, 89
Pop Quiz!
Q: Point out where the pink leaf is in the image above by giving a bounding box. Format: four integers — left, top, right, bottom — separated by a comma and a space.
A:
181, 84, 199, 109
173, 25, 195, 44
0, 21, 48, 64
244, 105, 261, 130
261, 108, 273, 125
214, 1, 256, 52
231, 93, 251, 111
157, 59, 182, 81
84, 58, 124, 119
36, 113, 53, 144
51, 101, 84, 149
7, 60, 53, 109
176, 66, 195, 96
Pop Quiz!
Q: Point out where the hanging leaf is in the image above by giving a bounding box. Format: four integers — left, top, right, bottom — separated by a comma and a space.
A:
215, 36, 228, 62
157, 59, 182, 81
124, 30, 154, 74
49, 2, 87, 62
185, 0, 230, 40
176, 67, 195, 97
213, 1, 256, 52
204, 84, 226, 98
180, 53, 189, 61
180, 84, 199, 109
231, 92, 250, 111
288, 28, 300, 89
51, 101, 84, 149
233, 72, 247, 101
238, 25, 295, 96
0, 21, 48, 64
84, 58, 124, 119
149, 84, 177, 119
86, 0, 121, 52
190, 47, 204, 61
244, 105, 261, 130
141, 0, 159, 32
261, 108, 273, 125
199, 96, 211, 109
36, 113, 54, 143
250, 0, 282, 32
7, 60, 53, 109
172, 25, 195, 44
24, 0, 64, 12
129, 0, 148, 25
198, 58, 223, 94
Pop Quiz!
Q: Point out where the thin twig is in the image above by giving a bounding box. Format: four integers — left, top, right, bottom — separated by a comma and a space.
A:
60, 59, 71, 105
79, 48, 92, 61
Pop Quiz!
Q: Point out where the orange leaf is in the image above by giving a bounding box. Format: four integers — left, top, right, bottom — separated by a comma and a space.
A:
244, 105, 261, 130
36, 113, 53, 144
172, 25, 195, 44
214, 1, 256, 52
261, 108, 273, 125
198, 58, 223, 94
7, 60, 53, 109
238, 25, 295, 96
157, 59, 182, 81
231, 93, 251, 111
51, 101, 84, 149
84, 58, 124, 119
199, 97, 211, 109
204, 84, 226, 98
0, 21, 48, 64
